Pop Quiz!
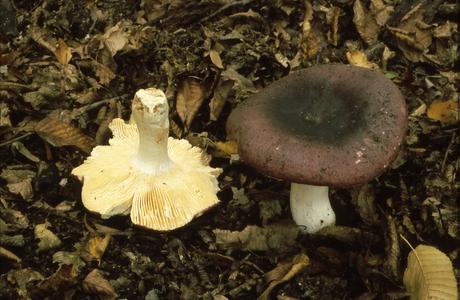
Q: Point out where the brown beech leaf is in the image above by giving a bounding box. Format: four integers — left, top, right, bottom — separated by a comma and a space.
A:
403, 245, 457, 300
54, 39, 72, 65
83, 269, 118, 300
34, 116, 95, 154
176, 77, 206, 128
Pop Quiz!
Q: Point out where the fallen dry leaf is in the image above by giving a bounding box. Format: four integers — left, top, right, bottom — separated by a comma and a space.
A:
387, 2, 433, 62
214, 140, 238, 156
0, 246, 21, 264
209, 79, 233, 121
209, 49, 224, 69
258, 253, 310, 300
346, 50, 379, 69
326, 6, 342, 46
83, 269, 118, 300
34, 116, 95, 153
82, 235, 111, 263
0, 102, 12, 127
34, 223, 62, 252
0, 168, 35, 200
426, 100, 458, 124
176, 77, 206, 128
403, 244, 457, 300
54, 39, 72, 65
354, 0, 393, 45
29, 265, 78, 299
213, 223, 299, 252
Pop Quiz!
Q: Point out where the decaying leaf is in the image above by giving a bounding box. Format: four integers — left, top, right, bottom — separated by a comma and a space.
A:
353, 0, 393, 45
34, 222, 62, 252
176, 77, 206, 128
426, 100, 458, 124
54, 39, 72, 65
0, 167, 35, 200
350, 184, 380, 226
34, 116, 95, 153
403, 245, 458, 300
209, 79, 233, 121
82, 235, 111, 263
29, 265, 78, 299
346, 51, 379, 69
6, 268, 45, 299
0, 102, 12, 128
317, 225, 380, 245
83, 269, 118, 300
387, 2, 433, 63
213, 223, 299, 252
257, 253, 310, 300
326, 6, 342, 46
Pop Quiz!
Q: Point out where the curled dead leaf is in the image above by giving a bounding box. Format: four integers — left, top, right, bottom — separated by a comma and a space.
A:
176, 77, 206, 128
82, 235, 111, 263
54, 39, 72, 65
258, 253, 310, 300
346, 51, 379, 69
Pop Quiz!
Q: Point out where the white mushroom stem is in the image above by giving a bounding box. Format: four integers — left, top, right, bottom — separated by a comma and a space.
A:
290, 183, 336, 234
131, 89, 172, 174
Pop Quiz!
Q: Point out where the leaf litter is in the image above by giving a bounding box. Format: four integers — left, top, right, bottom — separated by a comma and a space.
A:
0, 0, 458, 299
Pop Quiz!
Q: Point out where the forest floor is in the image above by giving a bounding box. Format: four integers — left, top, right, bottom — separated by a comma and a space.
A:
0, 0, 458, 299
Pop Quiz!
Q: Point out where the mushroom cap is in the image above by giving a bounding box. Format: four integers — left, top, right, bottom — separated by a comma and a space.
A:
72, 118, 221, 231
227, 64, 407, 187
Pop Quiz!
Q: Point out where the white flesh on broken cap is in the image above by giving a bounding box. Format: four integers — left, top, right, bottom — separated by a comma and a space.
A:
72, 88, 221, 231
290, 183, 336, 234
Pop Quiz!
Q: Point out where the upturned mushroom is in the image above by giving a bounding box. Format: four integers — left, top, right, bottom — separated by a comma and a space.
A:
72, 88, 221, 231
227, 64, 407, 234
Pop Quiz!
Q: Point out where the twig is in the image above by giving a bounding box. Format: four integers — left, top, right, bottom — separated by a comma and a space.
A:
441, 131, 456, 173
200, 0, 255, 22
0, 82, 35, 91
0, 132, 34, 147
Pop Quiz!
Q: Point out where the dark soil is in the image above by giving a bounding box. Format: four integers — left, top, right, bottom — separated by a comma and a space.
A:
0, 0, 458, 299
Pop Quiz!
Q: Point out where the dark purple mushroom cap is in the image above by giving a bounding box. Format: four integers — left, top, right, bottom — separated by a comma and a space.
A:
227, 64, 407, 187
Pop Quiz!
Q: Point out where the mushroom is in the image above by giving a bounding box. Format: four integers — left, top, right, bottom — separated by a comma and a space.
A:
72, 88, 221, 231
227, 64, 407, 234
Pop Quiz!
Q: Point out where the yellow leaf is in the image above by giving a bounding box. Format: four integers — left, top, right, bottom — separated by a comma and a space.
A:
403, 245, 457, 300
209, 49, 224, 69
215, 140, 238, 156
54, 39, 72, 65
427, 100, 458, 124
346, 50, 378, 69
82, 235, 111, 262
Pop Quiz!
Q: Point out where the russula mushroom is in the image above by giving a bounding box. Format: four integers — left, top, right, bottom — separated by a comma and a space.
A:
227, 64, 407, 234
72, 88, 221, 231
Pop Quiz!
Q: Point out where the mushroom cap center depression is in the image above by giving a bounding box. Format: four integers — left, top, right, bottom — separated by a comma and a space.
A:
271, 80, 368, 144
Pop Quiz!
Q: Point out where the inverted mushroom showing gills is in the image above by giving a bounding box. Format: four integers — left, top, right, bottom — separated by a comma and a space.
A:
227, 64, 407, 234
72, 88, 221, 231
